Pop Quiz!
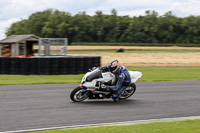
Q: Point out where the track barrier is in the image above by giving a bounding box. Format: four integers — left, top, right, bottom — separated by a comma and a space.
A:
0, 56, 101, 75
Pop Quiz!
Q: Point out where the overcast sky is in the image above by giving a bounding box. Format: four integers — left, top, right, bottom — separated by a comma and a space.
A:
0, 0, 200, 40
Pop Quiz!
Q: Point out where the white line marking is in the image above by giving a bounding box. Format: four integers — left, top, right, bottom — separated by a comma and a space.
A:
1, 116, 200, 133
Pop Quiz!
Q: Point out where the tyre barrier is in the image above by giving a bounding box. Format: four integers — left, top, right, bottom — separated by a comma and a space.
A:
0, 56, 101, 75
1, 57, 11, 74
20, 58, 30, 75
10, 57, 20, 74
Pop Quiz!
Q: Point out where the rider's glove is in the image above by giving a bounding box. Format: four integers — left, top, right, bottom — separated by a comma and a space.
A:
100, 83, 110, 91
92, 67, 97, 70
89, 67, 99, 72
95, 81, 110, 91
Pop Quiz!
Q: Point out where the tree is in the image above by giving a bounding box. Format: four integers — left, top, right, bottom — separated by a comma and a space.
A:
93, 11, 105, 42
6, 19, 30, 36
72, 12, 94, 42
27, 9, 53, 37
157, 11, 177, 43
42, 10, 71, 38
105, 9, 120, 42
5, 9, 200, 44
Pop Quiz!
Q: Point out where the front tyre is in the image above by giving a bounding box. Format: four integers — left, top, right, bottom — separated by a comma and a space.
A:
70, 86, 88, 102
119, 83, 136, 100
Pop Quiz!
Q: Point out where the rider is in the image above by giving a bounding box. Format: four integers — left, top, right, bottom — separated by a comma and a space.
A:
100, 60, 131, 101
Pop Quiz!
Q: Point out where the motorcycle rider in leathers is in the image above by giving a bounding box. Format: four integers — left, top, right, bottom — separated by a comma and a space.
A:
100, 60, 131, 101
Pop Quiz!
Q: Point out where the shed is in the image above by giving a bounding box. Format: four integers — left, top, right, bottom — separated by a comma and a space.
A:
0, 34, 40, 57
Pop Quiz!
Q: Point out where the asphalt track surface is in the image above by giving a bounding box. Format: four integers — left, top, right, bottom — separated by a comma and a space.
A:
0, 81, 200, 132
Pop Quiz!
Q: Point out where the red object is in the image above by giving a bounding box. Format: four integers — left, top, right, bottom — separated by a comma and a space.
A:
28, 55, 34, 57
16, 55, 25, 57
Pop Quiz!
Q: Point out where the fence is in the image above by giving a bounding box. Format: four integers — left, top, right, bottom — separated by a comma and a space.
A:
0, 56, 101, 75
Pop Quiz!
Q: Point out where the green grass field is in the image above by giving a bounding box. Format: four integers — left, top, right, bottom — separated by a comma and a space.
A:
67, 50, 200, 54
30, 119, 200, 133
0, 67, 199, 85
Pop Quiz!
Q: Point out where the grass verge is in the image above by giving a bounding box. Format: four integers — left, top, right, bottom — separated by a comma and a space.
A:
0, 67, 199, 85
68, 50, 200, 54
30, 119, 200, 133
129, 67, 200, 82
0, 74, 83, 85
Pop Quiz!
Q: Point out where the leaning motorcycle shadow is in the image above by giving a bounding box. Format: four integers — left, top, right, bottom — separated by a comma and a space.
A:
71, 99, 142, 106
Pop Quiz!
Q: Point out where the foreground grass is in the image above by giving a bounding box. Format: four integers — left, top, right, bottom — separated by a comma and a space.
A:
31, 119, 200, 133
0, 67, 199, 85
0, 74, 83, 85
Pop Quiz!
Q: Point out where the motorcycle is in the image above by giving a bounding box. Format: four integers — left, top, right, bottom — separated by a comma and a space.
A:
70, 68, 142, 102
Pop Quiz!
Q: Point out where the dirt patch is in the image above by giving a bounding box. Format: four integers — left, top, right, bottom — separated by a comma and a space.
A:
69, 53, 200, 67
34, 45, 200, 67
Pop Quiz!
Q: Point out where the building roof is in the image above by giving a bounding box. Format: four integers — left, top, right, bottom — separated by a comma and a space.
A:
0, 34, 40, 44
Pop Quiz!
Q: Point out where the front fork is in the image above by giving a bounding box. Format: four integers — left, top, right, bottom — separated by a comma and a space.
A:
79, 84, 94, 96
79, 84, 87, 95
79, 84, 99, 99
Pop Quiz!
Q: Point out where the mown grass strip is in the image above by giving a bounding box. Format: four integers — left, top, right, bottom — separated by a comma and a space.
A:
30, 119, 200, 133
0, 74, 83, 85
0, 67, 199, 85
129, 67, 200, 82
67, 50, 200, 54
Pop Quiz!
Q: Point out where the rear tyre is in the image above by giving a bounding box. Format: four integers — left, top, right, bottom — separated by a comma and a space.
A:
119, 83, 136, 100
70, 86, 88, 102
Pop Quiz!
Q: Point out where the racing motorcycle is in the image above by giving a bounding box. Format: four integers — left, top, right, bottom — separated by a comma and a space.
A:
70, 68, 142, 102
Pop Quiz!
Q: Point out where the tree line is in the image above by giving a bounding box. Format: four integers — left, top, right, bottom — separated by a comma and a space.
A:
6, 9, 200, 45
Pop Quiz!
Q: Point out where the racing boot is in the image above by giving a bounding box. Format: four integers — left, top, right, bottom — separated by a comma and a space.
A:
112, 91, 120, 102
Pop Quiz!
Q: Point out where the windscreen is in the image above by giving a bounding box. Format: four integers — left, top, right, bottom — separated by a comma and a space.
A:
86, 69, 102, 82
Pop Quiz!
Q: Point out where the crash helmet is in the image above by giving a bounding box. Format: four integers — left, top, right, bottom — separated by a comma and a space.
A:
108, 60, 120, 73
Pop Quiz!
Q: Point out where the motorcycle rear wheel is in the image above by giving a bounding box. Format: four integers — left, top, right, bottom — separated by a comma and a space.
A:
70, 86, 88, 102
119, 83, 136, 100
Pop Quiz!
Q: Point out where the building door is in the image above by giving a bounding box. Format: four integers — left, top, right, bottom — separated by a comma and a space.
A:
26, 41, 37, 57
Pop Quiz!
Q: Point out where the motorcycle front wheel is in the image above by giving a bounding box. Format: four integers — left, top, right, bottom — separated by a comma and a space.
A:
119, 83, 136, 100
70, 86, 88, 102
